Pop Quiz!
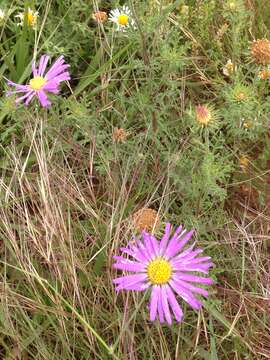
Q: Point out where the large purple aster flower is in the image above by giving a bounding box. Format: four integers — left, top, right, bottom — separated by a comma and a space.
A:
5, 55, 70, 107
113, 223, 214, 325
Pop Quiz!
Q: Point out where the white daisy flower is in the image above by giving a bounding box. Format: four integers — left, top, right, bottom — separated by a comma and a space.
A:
109, 5, 135, 31
15, 8, 38, 28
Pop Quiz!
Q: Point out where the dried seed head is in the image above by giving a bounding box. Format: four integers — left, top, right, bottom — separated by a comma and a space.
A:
132, 208, 160, 232
92, 11, 107, 23
251, 39, 270, 65
112, 128, 128, 143
258, 68, 270, 80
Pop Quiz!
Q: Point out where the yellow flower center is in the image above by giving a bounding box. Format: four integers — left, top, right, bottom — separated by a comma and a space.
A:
147, 257, 172, 285
26, 12, 36, 27
118, 14, 129, 26
29, 76, 46, 91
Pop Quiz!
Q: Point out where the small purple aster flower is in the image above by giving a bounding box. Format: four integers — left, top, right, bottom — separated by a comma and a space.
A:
113, 223, 214, 325
5, 55, 70, 107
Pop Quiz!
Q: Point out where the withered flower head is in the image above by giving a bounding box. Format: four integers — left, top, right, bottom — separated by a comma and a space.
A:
251, 39, 270, 65
258, 68, 270, 80
92, 11, 107, 23
132, 208, 160, 232
113, 127, 128, 143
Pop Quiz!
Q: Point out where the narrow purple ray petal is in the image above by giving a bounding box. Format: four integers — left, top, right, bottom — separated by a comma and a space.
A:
174, 278, 209, 297
25, 91, 35, 105
15, 91, 33, 104
48, 72, 70, 84
172, 248, 203, 264
142, 232, 155, 258
6, 89, 29, 95
38, 55, 50, 76
183, 256, 212, 265
113, 273, 147, 286
115, 282, 149, 291
137, 239, 152, 261
159, 223, 171, 255
113, 256, 146, 272
32, 60, 38, 76
161, 285, 172, 325
176, 273, 214, 285
166, 230, 194, 259
173, 242, 196, 260
170, 279, 202, 310
166, 285, 183, 322
164, 226, 185, 258
157, 286, 165, 323
149, 285, 159, 321
149, 235, 160, 257
120, 246, 147, 263
173, 262, 213, 273
37, 90, 51, 107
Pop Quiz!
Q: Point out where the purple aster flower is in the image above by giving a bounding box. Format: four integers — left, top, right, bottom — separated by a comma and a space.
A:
113, 223, 214, 325
5, 55, 70, 107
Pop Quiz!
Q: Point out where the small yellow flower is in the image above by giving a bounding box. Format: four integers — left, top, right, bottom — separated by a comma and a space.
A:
92, 11, 107, 24
251, 39, 270, 65
258, 68, 270, 80
16, 8, 38, 28
132, 208, 160, 233
112, 128, 128, 143
223, 59, 236, 77
195, 105, 212, 125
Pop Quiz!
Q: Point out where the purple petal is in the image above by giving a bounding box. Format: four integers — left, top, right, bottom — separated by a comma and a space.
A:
120, 245, 147, 263
143, 232, 158, 256
159, 223, 171, 255
166, 285, 183, 322
115, 282, 149, 291
166, 230, 194, 259
149, 285, 159, 321
157, 287, 164, 323
37, 90, 51, 107
170, 279, 202, 310
173, 262, 213, 274
38, 55, 50, 76
15, 91, 34, 104
25, 92, 36, 105
174, 278, 209, 297
32, 60, 38, 77
175, 273, 214, 285
161, 285, 172, 325
113, 274, 147, 291
172, 248, 203, 264
113, 256, 146, 272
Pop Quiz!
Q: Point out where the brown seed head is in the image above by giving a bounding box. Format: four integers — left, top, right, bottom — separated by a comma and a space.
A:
251, 39, 270, 65
258, 68, 270, 80
92, 11, 107, 23
112, 128, 127, 143
132, 208, 160, 232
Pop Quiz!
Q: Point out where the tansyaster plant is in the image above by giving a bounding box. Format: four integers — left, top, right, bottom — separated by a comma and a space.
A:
113, 223, 214, 325
5, 55, 70, 108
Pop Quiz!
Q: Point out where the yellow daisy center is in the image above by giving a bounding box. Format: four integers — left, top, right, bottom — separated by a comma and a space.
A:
29, 76, 46, 91
147, 257, 172, 285
118, 14, 129, 26
26, 12, 36, 27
